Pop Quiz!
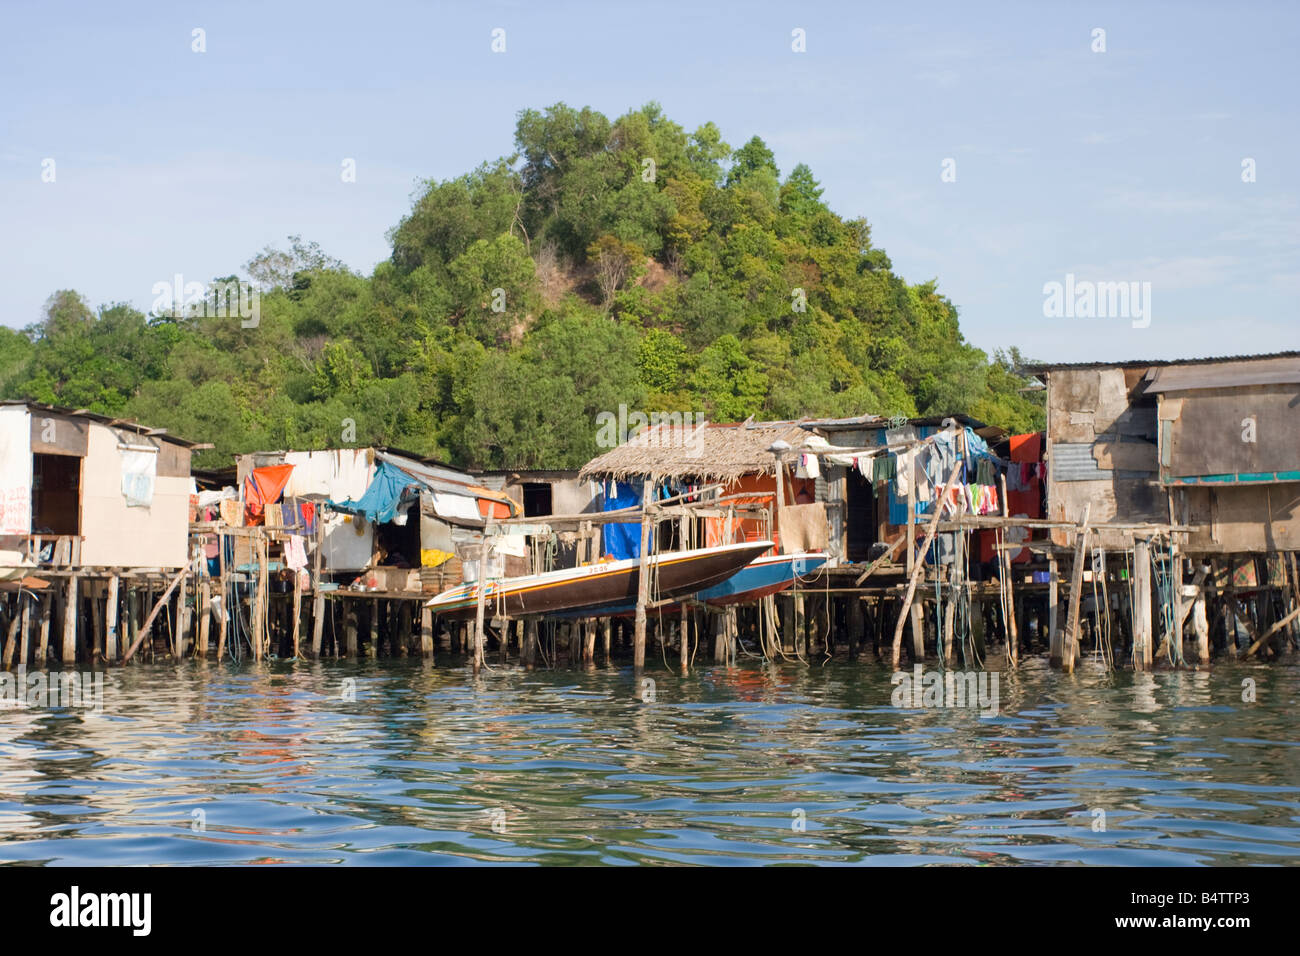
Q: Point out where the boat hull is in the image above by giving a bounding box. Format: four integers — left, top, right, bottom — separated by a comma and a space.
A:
426, 541, 773, 621
555, 552, 828, 618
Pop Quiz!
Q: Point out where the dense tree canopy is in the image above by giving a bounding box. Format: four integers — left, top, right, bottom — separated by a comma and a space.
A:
1, 102, 1042, 469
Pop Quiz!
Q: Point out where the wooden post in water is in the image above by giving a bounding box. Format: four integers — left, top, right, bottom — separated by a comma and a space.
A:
679, 604, 689, 672
291, 573, 303, 658
1043, 555, 1058, 664
252, 537, 266, 662
311, 592, 325, 659
420, 606, 434, 659
633, 479, 653, 671
999, 472, 1018, 667
121, 568, 187, 664
344, 607, 358, 657
1061, 504, 1091, 674
523, 617, 538, 668
891, 462, 963, 669
90, 589, 102, 663
1133, 536, 1153, 671
197, 579, 211, 659
19, 591, 33, 668
1191, 584, 1209, 664
61, 575, 79, 665
473, 519, 492, 675
367, 599, 379, 658
3, 611, 18, 670
37, 593, 51, 665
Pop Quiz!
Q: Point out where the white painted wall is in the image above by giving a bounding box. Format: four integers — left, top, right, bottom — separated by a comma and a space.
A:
79, 423, 190, 568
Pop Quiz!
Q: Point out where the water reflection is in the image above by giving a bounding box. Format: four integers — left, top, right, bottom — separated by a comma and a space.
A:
0, 655, 1297, 865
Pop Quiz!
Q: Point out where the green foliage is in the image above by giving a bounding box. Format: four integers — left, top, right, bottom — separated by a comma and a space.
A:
1, 103, 1044, 472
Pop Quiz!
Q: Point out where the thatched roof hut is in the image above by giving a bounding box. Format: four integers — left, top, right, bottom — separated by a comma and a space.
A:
578, 420, 812, 483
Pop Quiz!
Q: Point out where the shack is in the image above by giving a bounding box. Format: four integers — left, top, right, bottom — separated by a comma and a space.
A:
1029, 351, 1300, 667
578, 419, 819, 559
0, 400, 205, 666
186, 447, 522, 662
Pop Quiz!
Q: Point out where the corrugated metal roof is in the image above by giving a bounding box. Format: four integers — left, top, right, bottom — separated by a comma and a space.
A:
0, 399, 205, 447
1025, 350, 1300, 374
1050, 442, 1113, 482
1144, 356, 1300, 392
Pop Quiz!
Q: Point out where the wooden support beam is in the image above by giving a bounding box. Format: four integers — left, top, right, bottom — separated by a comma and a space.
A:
420, 606, 434, 659
473, 518, 492, 675
1240, 604, 1300, 660
121, 567, 187, 664
61, 575, 79, 665
854, 537, 904, 586
1061, 503, 1091, 674
891, 461, 962, 669
291, 573, 303, 658
38, 593, 52, 664
633, 479, 653, 671
197, 579, 211, 658
1133, 537, 1153, 671
1046, 557, 1060, 664
1192, 587, 1210, 664
19, 591, 33, 668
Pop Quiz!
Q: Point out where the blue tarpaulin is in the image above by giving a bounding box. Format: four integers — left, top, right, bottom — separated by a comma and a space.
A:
332, 459, 419, 524
601, 480, 650, 560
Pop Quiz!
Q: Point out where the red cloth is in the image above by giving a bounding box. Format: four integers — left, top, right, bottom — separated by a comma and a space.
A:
244, 464, 295, 526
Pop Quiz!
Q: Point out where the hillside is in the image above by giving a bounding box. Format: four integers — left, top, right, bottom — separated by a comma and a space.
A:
2, 102, 1044, 470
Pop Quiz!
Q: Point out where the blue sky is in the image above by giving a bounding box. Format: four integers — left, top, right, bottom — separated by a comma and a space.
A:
2, 0, 1296, 363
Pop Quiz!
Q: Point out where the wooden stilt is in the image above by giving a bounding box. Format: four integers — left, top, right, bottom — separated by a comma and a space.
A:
37, 593, 52, 665
121, 568, 187, 664
344, 608, 358, 657
61, 575, 79, 665
420, 606, 434, 659
1133, 537, 1153, 671
310, 592, 325, 659
1191, 584, 1209, 664
523, 617, 538, 668
19, 591, 33, 669
892, 462, 963, 669
678, 605, 688, 671
846, 596, 861, 661
1061, 504, 1092, 674
473, 527, 490, 675
197, 579, 211, 658
291, 574, 303, 658
90, 589, 102, 663
3, 608, 19, 670
633, 479, 653, 671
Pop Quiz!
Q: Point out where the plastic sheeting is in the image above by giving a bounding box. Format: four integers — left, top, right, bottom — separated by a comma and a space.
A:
121, 449, 157, 508
333, 459, 418, 525
601, 480, 646, 560
283, 449, 372, 501
431, 492, 483, 523
244, 464, 294, 526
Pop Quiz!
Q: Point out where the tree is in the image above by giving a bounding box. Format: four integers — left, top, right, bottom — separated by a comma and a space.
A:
245, 235, 347, 291
586, 234, 645, 312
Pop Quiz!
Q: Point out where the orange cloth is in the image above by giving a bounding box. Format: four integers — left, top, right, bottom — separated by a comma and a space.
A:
244, 464, 295, 526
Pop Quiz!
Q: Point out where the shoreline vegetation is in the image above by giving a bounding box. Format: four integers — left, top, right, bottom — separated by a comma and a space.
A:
0, 103, 1043, 471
